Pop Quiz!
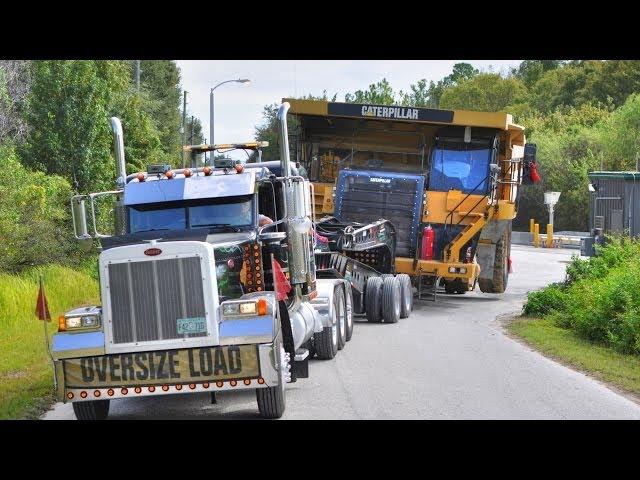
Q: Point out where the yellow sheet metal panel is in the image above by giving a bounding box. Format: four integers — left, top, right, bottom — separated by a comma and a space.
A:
395, 257, 480, 279
284, 98, 328, 115
285, 98, 521, 131
424, 191, 488, 224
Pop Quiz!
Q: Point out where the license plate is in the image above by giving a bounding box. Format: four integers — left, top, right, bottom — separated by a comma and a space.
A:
177, 317, 207, 335
63, 345, 260, 388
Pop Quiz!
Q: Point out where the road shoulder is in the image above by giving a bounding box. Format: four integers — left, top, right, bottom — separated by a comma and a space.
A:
500, 314, 640, 407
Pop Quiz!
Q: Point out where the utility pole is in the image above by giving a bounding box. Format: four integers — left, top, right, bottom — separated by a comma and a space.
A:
181, 91, 187, 168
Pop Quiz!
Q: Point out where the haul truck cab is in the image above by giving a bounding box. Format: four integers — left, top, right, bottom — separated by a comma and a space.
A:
285, 98, 528, 294
52, 108, 354, 420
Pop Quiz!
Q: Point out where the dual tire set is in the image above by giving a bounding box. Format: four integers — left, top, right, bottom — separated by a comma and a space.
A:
365, 274, 413, 323
313, 284, 353, 360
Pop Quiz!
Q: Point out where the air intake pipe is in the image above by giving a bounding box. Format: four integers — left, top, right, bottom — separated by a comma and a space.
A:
277, 102, 291, 177
110, 117, 127, 187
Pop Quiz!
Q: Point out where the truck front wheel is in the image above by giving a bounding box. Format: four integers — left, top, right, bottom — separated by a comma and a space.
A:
256, 343, 287, 419
72, 400, 110, 420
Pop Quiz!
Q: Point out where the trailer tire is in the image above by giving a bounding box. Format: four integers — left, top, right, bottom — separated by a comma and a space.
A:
397, 274, 413, 318
256, 343, 286, 419
345, 285, 354, 341
72, 400, 110, 421
478, 226, 510, 294
365, 277, 383, 323
381, 276, 401, 324
335, 287, 347, 350
314, 300, 339, 359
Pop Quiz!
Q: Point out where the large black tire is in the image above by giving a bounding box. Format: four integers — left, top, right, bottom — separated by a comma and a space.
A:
335, 287, 347, 351
397, 274, 413, 319
381, 276, 401, 324
72, 400, 110, 420
478, 225, 511, 294
314, 300, 339, 359
344, 285, 354, 341
256, 343, 286, 419
365, 277, 383, 323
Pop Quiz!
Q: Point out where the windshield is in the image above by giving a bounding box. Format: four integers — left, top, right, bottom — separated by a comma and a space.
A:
429, 148, 492, 194
128, 195, 255, 233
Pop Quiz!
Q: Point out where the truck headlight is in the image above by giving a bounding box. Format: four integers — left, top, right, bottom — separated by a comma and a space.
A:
221, 299, 268, 319
60, 314, 101, 331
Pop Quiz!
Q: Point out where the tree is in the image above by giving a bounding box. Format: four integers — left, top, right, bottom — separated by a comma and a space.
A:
439, 73, 527, 112
0, 60, 31, 145
21, 60, 127, 192
512, 60, 563, 87
137, 61, 182, 156
345, 78, 397, 105
400, 63, 479, 108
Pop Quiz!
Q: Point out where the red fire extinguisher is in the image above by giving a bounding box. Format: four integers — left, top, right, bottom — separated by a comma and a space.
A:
421, 225, 435, 260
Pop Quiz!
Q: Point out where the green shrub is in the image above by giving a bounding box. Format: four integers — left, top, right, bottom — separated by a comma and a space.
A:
524, 238, 640, 355
523, 283, 568, 316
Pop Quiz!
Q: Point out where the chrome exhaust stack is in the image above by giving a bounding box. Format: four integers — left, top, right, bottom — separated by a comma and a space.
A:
277, 102, 291, 177
110, 117, 127, 188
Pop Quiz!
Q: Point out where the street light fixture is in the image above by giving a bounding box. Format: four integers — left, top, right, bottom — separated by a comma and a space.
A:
209, 78, 251, 151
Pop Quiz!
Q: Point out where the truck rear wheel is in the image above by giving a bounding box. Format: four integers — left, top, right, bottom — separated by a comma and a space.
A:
72, 400, 110, 420
381, 276, 401, 323
478, 227, 510, 294
256, 343, 287, 419
365, 277, 383, 323
335, 287, 347, 350
397, 274, 413, 318
314, 300, 339, 359
345, 285, 354, 341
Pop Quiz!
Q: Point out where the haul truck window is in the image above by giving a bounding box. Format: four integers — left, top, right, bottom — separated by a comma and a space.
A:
429, 148, 492, 194
129, 195, 255, 233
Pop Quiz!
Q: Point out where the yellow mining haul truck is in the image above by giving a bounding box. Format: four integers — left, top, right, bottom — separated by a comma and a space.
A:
285, 98, 527, 294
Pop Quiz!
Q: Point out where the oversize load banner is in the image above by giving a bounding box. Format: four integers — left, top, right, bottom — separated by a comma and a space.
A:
64, 345, 260, 388
327, 102, 454, 123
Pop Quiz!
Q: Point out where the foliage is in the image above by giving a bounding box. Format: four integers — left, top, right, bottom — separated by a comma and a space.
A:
522, 238, 640, 355
522, 283, 568, 316
0, 144, 79, 273
0, 264, 99, 419
439, 73, 527, 112
137, 60, 182, 157
0, 60, 31, 144
345, 78, 396, 105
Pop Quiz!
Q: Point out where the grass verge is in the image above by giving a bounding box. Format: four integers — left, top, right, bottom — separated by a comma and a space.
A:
508, 316, 640, 399
0, 265, 99, 419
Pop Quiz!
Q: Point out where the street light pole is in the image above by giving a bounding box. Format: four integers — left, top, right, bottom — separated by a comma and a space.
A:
209, 78, 251, 150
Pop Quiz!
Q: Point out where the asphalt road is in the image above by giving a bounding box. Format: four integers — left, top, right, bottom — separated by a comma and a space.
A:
43, 245, 640, 420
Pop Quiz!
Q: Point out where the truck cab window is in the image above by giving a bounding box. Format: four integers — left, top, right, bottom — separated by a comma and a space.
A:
190, 196, 255, 228
129, 205, 186, 233
128, 195, 255, 233
429, 148, 492, 194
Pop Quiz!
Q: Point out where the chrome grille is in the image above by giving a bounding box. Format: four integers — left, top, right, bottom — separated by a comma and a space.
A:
108, 257, 207, 344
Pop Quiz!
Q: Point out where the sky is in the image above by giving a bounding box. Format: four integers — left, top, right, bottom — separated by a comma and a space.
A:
176, 60, 522, 160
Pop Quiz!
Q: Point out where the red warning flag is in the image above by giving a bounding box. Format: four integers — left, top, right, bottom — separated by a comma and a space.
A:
272, 258, 292, 301
35, 276, 52, 322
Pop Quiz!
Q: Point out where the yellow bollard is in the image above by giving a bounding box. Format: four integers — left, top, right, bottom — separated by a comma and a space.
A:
546, 224, 553, 248
530, 218, 535, 234
533, 223, 540, 248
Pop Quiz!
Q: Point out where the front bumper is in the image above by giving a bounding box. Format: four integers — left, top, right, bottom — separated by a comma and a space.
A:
56, 341, 280, 403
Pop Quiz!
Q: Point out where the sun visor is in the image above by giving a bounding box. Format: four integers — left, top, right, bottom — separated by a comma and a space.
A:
124, 171, 256, 206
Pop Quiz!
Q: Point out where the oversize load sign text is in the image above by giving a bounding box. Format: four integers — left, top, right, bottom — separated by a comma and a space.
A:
64, 345, 260, 388
327, 102, 454, 123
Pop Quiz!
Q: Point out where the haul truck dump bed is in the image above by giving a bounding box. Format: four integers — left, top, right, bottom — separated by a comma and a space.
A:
285, 98, 528, 294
